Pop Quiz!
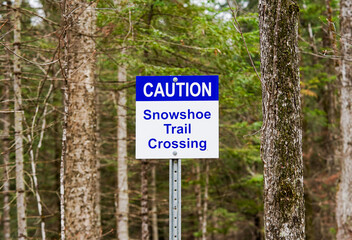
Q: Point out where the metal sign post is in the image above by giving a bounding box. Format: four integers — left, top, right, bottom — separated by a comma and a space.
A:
169, 159, 181, 240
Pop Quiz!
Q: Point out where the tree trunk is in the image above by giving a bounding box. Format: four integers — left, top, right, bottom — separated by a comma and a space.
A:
63, 1, 100, 239
195, 163, 202, 240
336, 0, 352, 238
2, 75, 11, 240
259, 0, 305, 238
202, 161, 209, 240
151, 163, 159, 240
141, 159, 149, 240
2, 2, 12, 239
13, 0, 27, 238
116, 62, 129, 240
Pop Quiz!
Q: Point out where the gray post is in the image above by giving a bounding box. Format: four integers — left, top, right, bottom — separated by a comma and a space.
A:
169, 159, 181, 240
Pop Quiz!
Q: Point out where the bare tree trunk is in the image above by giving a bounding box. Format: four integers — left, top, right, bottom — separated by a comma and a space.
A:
202, 161, 209, 240
195, 163, 202, 240
2, 2, 12, 239
63, 1, 100, 239
336, 0, 352, 238
259, 0, 305, 238
13, 0, 27, 238
116, 60, 129, 240
141, 159, 149, 240
2, 83, 11, 240
96, 92, 102, 234
151, 163, 159, 240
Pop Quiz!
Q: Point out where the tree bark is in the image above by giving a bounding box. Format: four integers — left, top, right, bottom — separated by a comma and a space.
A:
2, 2, 12, 239
202, 161, 209, 240
13, 0, 27, 238
116, 61, 129, 240
195, 163, 202, 240
151, 163, 159, 240
259, 0, 305, 238
336, 0, 352, 238
63, 1, 100, 239
141, 159, 150, 240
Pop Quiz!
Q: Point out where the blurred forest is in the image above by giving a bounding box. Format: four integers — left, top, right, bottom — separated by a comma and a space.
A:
0, 0, 343, 239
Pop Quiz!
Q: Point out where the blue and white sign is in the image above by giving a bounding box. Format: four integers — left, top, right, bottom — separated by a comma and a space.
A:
136, 75, 219, 159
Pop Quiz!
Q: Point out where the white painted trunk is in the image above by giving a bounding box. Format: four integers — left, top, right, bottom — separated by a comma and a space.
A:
13, 0, 27, 238
336, 0, 352, 238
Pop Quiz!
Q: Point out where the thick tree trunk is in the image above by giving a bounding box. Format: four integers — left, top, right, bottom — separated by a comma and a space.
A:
13, 0, 27, 238
63, 1, 100, 239
116, 63, 129, 240
151, 163, 159, 240
259, 0, 305, 238
141, 159, 149, 240
336, 0, 352, 238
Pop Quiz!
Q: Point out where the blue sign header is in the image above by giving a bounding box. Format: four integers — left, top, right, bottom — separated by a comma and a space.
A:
136, 75, 219, 101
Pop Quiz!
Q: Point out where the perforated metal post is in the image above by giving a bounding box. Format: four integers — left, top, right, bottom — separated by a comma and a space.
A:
169, 159, 181, 240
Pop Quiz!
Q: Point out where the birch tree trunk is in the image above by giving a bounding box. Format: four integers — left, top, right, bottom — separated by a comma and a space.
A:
259, 0, 305, 238
116, 61, 129, 240
141, 159, 149, 240
13, 0, 27, 238
63, 1, 100, 239
336, 0, 352, 238
151, 163, 159, 240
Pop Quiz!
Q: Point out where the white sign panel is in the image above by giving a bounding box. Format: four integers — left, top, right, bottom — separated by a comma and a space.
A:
136, 75, 219, 159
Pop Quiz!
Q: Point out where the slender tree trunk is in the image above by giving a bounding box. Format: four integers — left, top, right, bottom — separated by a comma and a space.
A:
113, 4, 129, 238
259, 0, 305, 238
116, 61, 129, 240
141, 159, 149, 240
202, 161, 209, 240
13, 0, 27, 238
2, 2, 12, 239
151, 163, 159, 240
336, 0, 352, 238
195, 163, 202, 240
63, 1, 100, 239
96, 92, 102, 234
2, 83, 11, 240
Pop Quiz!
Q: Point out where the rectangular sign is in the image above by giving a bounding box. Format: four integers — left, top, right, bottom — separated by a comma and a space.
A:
136, 75, 219, 159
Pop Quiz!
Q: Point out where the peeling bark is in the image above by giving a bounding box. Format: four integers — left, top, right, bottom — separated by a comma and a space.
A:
259, 0, 305, 238
63, 1, 100, 239
336, 0, 352, 238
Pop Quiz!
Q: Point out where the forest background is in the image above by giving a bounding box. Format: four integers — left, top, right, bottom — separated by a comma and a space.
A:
0, 0, 342, 239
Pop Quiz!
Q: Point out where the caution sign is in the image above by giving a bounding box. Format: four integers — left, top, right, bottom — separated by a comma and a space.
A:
135, 75, 219, 159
